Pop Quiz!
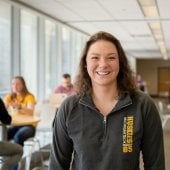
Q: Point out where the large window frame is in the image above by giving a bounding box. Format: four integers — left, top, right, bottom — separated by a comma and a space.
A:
0, 0, 88, 100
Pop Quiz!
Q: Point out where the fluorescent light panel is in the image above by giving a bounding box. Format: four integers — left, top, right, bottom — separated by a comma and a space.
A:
142, 6, 159, 17
138, 0, 169, 59
138, 0, 156, 6
149, 22, 161, 30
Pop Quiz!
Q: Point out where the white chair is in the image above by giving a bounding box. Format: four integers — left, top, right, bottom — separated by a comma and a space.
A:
24, 101, 58, 169
24, 93, 68, 169
157, 101, 170, 128
0, 158, 4, 169
35, 101, 57, 145
24, 137, 44, 170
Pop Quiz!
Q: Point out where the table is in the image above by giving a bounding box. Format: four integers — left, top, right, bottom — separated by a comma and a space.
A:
0, 113, 40, 141
11, 113, 40, 126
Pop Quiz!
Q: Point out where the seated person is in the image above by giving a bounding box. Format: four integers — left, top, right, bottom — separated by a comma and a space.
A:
0, 97, 23, 170
4, 76, 36, 146
53, 73, 75, 96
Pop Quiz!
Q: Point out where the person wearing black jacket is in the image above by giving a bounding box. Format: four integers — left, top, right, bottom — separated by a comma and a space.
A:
0, 98, 23, 170
49, 31, 165, 170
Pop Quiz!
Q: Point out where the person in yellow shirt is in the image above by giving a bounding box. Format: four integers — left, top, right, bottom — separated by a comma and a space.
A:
4, 76, 36, 146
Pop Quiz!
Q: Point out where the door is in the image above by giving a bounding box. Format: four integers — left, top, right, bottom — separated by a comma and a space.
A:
158, 67, 170, 96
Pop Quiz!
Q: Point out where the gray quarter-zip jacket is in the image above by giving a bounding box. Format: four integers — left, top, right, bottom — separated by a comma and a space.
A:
49, 91, 165, 170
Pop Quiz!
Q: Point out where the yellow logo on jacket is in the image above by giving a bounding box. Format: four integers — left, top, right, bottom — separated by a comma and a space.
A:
122, 115, 134, 153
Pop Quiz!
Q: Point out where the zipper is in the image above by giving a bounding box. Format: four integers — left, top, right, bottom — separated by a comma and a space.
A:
80, 99, 132, 139
103, 116, 107, 137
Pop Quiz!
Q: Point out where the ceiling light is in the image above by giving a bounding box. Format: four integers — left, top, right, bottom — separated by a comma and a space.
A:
138, 0, 169, 60
152, 29, 162, 35
142, 6, 159, 17
154, 33, 163, 41
138, 0, 156, 6
162, 54, 168, 60
160, 46, 166, 53
149, 22, 161, 30
157, 41, 164, 47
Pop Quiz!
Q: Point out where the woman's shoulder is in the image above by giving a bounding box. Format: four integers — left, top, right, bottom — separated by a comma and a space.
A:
4, 94, 11, 103
134, 91, 152, 99
132, 91, 155, 106
58, 94, 80, 111
56, 94, 80, 121
25, 93, 36, 102
63, 94, 80, 105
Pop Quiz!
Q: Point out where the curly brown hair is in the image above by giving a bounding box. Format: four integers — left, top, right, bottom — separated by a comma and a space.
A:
74, 31, 137, 96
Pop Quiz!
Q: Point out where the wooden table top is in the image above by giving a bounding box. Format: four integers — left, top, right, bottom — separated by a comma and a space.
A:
0, 113, 40, 141
11, 113, 40, 126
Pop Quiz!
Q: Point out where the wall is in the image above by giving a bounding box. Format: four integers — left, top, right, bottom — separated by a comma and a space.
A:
137, 59, 170, 96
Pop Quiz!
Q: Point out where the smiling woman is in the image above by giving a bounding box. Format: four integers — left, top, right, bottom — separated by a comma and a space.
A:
86, 40, 119, 90
85, 40, 120, 115
49, 31, 165, 170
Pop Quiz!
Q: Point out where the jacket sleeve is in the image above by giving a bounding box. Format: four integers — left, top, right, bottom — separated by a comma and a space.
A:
0, 98, 11, 124
141, 97, 165, 170
49, 102, 73, 170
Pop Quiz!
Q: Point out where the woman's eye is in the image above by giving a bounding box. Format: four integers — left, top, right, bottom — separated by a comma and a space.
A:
91, 56, 98, 60
108, 54, 118, 60
108, 56, 115, 60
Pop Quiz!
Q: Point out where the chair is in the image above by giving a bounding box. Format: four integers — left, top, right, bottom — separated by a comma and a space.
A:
23, 101, 58, 169
35, 101, 57, 146
23, 93, 68, 169
157, 100, 170, 128
0, 158, 4, 169
24, 138, 44, 170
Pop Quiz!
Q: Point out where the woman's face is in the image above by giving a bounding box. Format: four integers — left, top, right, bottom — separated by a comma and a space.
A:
86, 40, 119, 87
12, 78, 24, 94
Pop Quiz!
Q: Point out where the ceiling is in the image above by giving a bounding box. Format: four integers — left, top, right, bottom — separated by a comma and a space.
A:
9, 0, 170, 60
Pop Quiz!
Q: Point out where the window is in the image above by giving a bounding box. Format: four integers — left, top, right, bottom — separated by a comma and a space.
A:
20, 10, 38, 97
71, 31, 87, 77
0, 1, 11, 96
45, 20, 58, 95
61, 27, 71, 73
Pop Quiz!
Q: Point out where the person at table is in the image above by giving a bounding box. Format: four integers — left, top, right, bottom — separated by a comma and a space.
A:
4, 76, 36, 146
53, 73, 75, 96
0, 97, 23, 170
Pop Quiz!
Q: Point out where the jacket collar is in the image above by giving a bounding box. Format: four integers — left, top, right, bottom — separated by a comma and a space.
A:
79, 91, 132, 112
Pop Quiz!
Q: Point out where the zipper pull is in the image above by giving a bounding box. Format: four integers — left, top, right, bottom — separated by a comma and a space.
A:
103, 116, 107, 129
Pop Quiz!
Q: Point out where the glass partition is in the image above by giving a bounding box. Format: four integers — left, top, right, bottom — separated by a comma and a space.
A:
0, 1, 11, 96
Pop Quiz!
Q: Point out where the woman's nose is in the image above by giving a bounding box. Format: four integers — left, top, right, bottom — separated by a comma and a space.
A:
98, 58, 108, 67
